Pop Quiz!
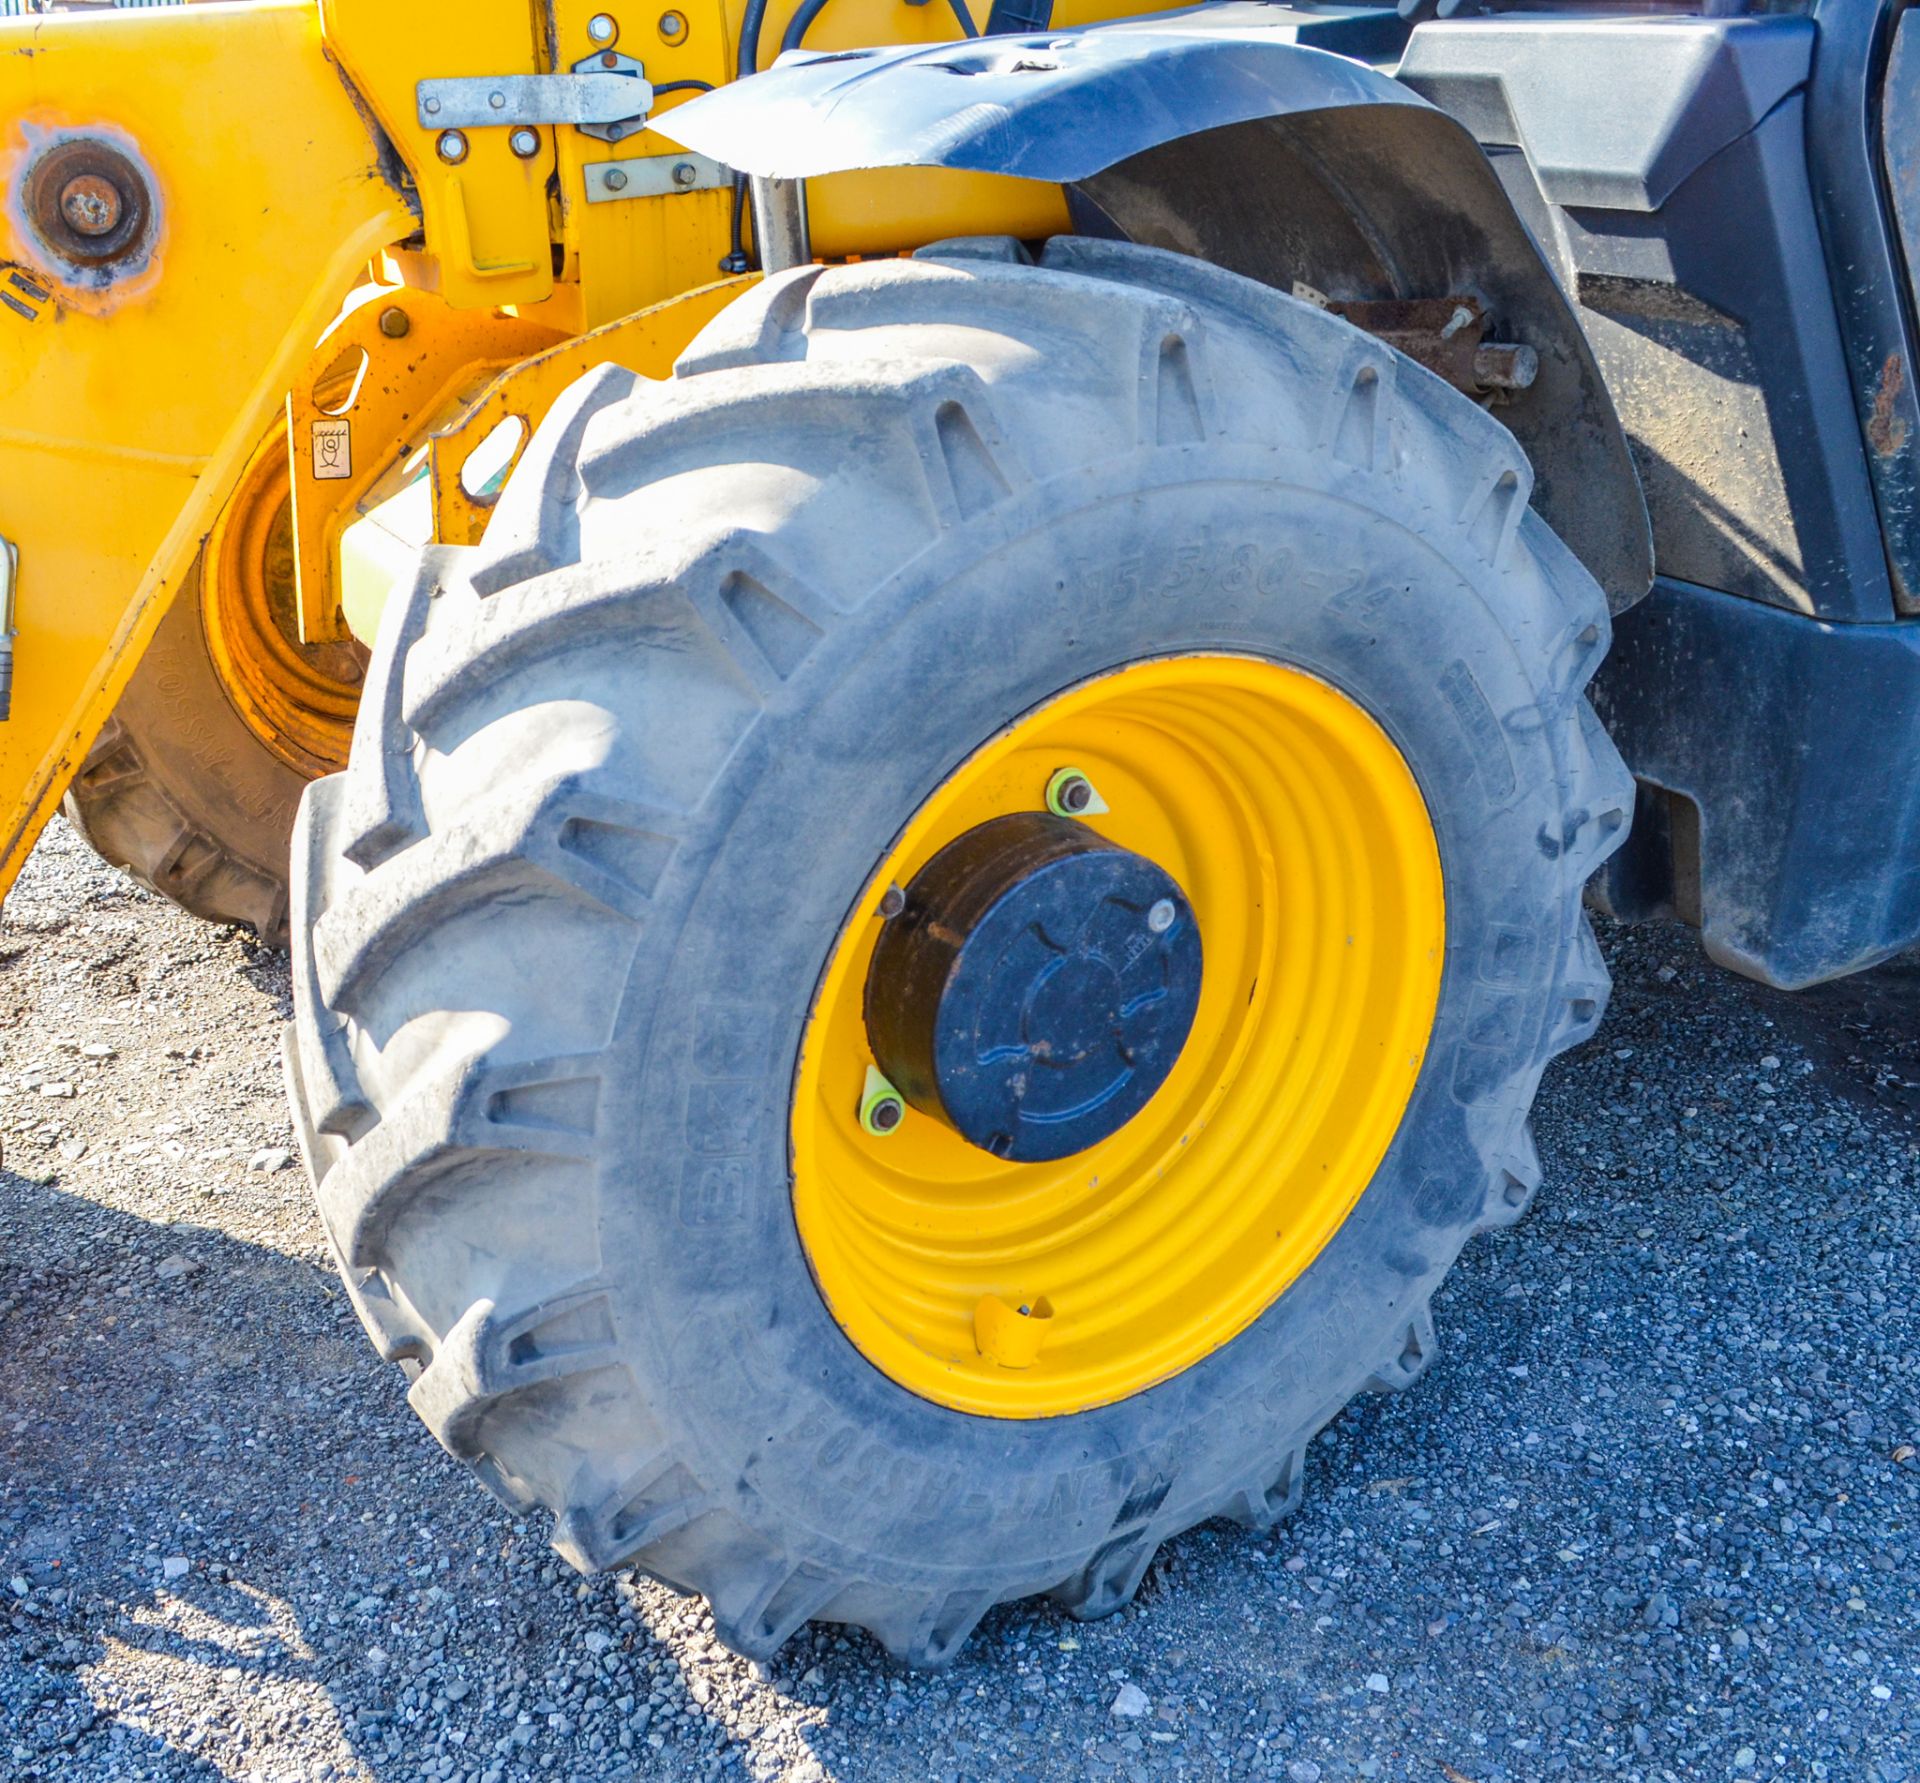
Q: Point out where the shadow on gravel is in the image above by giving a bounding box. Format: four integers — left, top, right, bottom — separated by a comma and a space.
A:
0, 1172, 392, 1780
2, 914, 1919, 1783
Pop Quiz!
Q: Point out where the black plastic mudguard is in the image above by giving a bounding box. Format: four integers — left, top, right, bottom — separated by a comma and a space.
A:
665, 2, 1653, 610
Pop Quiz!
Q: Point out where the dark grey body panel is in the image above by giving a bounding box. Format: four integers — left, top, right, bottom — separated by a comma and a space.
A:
1404, 3, 1920, 983
1812, 0, 1920, 612
1402, 12, 1893, 623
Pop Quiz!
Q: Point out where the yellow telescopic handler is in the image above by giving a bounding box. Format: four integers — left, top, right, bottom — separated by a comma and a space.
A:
11, 0, 1909, 1668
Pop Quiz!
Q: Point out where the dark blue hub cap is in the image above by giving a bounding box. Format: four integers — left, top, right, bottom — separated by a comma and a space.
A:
863, 812, 1203, 1163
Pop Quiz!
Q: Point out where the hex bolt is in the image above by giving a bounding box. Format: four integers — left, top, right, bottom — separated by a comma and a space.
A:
1044, 766, 1107, 818
602, 166, 630, 192
588, 11, 619, 42
672, 160, 699, 187
58, 173, 121, 238
1147, 898, 1176, 935
509, 127, 542, 159
858, 1066, 906, 1138
377, 305, 411, 340
658, 8, 688, 40
424, 95, 442, 115
1473, 342, 1539, 393
488, 90, 507, 111
436, 130, 469, 164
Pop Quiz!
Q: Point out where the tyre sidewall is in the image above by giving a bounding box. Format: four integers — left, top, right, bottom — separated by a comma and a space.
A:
598, 452, 1571, 1590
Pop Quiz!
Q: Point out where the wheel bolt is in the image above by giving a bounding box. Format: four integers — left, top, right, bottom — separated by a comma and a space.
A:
859, 1066, 906, 1137
1044, 766, 1106, 818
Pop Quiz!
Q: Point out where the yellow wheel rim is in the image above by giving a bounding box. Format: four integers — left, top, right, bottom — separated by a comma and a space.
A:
202, 433, 367, 777
791, 654, 1447, 1418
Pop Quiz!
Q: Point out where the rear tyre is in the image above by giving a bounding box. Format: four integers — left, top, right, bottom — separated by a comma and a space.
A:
287, 239, 1631, 1665
64, 439, 364, 947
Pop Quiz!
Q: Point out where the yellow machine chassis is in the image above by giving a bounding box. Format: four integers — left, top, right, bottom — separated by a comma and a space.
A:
792, 656, 1448, 1417
0, 0, 1164, 899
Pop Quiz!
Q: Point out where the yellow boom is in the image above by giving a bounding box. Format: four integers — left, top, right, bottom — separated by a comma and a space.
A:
0, 0, 1078, 901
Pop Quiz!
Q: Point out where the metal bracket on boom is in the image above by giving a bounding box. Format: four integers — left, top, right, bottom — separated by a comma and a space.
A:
415, 68, 653, 132
583, 151, 732, 203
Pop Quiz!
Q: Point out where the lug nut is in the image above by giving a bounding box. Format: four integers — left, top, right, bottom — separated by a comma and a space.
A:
509, 127, 542, 159
859, 1065, 905, 1138
436, 129, 469, 164
377, 305, 411, 339
59, 173, 122, 237
1044, 766, 1107, 818
588, 11, 619, 42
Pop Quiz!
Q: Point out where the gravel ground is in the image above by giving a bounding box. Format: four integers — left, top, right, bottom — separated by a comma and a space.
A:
2, 813, 1918, 1783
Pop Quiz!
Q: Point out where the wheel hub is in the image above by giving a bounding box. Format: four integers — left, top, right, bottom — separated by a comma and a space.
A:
791, 655, 1446, 1417
865, 813, 1202, 1163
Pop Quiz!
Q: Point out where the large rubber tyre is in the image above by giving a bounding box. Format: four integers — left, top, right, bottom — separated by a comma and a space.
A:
287, 239, 1632, 1666
64, 566, 304, 948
